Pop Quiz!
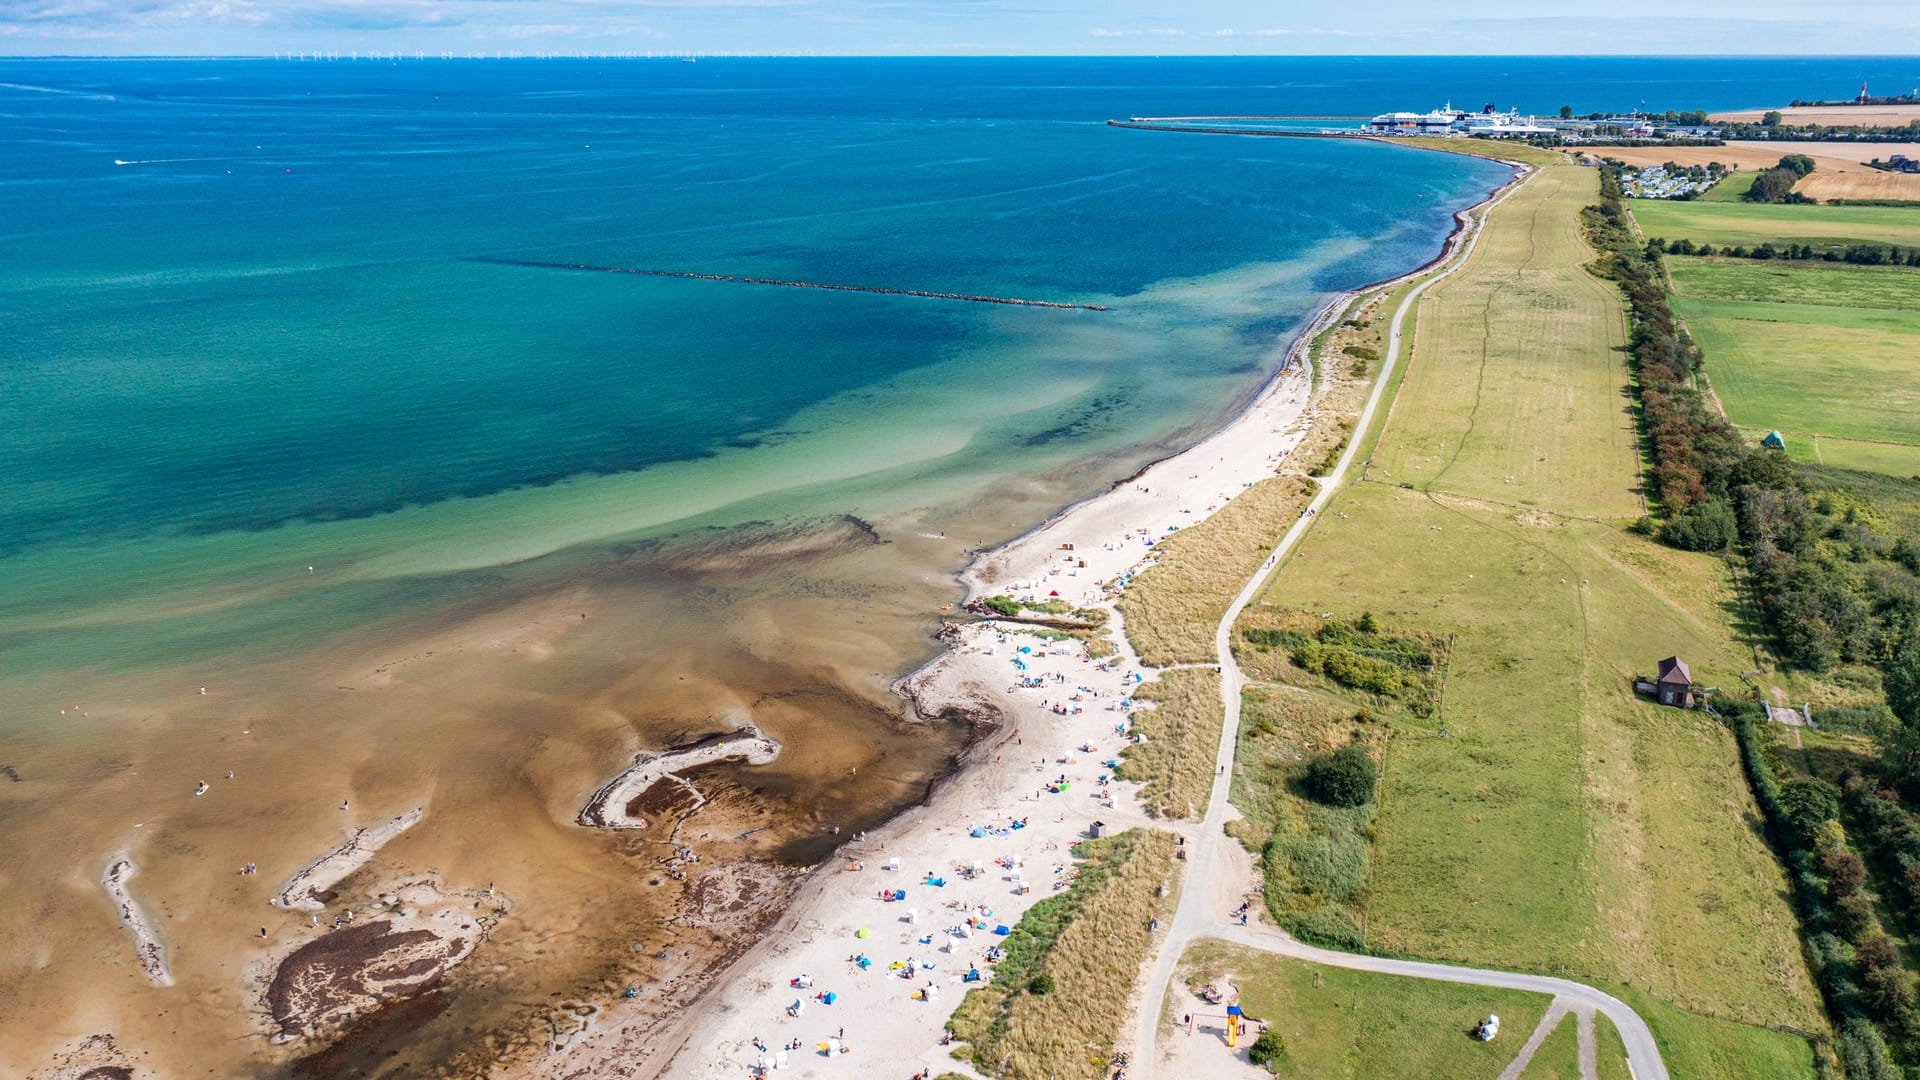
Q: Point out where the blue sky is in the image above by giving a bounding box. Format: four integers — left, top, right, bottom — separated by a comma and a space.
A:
1, 0, 1915, 57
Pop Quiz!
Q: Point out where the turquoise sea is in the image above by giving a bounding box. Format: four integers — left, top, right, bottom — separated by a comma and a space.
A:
6, 57, 1920, 688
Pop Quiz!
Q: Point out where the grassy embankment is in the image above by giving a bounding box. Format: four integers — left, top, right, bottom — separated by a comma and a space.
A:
1225, 159, 1825, 1075
1663, 258, 1920, 477
946, 829, 1180, 1080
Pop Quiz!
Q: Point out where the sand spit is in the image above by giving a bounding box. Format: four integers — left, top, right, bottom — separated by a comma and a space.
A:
257, 877, 506, 1044
273, 808, 425, 911
101, 856, 170, 988
578, 726, 782, 830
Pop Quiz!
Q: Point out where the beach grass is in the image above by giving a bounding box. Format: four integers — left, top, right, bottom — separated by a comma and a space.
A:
1178, 940, 1553, 1079
1116, 473, 1317, 667
1118, 668, 1225, 820
948, 828, 1180, 1080
1630, 197, 1920, 250
1516, 1011, 1579, 1079
1237, 160, 1825, 1063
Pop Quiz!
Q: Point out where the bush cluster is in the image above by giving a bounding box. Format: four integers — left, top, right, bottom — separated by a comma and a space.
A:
1243, 612, 1444, 715
1302, 744, 1378, 808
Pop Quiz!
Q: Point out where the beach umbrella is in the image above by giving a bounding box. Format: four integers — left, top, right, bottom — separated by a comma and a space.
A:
855, 927, 870, 939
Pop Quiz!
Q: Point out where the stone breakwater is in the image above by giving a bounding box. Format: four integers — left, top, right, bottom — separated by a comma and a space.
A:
469, 258, 1113, 311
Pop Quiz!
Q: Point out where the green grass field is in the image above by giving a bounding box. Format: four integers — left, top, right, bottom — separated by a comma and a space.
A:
1370, 163, 1641, 519
1676, 295, 1920, 446
1516, 1012, 1578, 1079
1236, 161, 1824, 1070
1660, 257, 1920, 474
1180, 943, 1552, 1079
1668, 257, 1920, 309
1697, 170, 1760, 203
1632, 198, 1920, 249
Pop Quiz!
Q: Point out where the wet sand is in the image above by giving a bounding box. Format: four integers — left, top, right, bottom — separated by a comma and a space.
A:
0, 444, 1186, 1077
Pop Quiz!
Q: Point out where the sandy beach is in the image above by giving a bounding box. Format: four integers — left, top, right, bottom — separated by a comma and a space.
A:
587, 177, 1509, 1080
508, 193, 1499, 1077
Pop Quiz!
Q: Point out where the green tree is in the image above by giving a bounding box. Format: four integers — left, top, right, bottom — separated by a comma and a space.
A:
1559, 104, 1574, 119
1777, 153, 1816, 177
1762, 110, 1784, 126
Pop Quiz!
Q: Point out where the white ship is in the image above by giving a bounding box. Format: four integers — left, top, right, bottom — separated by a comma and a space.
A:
1367, 102, 1555, 138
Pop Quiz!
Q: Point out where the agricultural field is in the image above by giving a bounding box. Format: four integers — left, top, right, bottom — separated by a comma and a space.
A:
1236, 161, 1824, 1071
1663, 258, 1920, 471
1631, 197, 1920, 250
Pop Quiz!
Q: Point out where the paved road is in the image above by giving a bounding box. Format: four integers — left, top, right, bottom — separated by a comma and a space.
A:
1123, 164, 1671, 1080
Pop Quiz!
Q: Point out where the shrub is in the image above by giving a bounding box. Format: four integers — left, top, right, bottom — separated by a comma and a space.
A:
1303, 744, 1378, 808
1658, 498, 1738, 551
982, 595, 1021, 617
1248, 1029, 1285, 1068
1027, 973, 1054, 995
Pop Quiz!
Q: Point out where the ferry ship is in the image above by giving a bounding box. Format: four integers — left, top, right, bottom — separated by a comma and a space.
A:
1366, 102, 1556, 138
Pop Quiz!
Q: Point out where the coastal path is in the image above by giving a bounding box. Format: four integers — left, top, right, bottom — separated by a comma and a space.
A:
1122, 163, 1673, 1080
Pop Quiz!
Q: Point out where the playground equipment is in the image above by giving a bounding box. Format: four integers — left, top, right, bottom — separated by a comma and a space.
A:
1226, 1004, 1243, 1048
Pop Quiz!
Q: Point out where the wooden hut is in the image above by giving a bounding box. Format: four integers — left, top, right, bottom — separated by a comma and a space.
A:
1655, 656, 1694, 708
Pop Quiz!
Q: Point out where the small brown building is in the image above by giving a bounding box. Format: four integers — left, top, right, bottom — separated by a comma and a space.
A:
1655, 656, 1694, 708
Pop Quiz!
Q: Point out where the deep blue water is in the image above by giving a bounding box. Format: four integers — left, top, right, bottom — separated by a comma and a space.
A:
2, 56, 1909, 670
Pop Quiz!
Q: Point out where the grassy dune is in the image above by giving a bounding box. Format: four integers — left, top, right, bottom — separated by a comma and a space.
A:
948, 829, 1180, 1080
1180, 941, 1553, 1079
1118, 667, 1226, 819
1239, 160, 1824, 1070
1632, 197, 1920, 250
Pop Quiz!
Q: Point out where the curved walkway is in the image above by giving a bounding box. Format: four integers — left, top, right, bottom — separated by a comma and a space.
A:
1125, 163, 1672, 1080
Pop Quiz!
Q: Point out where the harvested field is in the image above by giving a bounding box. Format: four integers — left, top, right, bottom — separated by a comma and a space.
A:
1795, 170, 1920, 202
1710, 104, 1920, 125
